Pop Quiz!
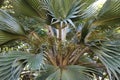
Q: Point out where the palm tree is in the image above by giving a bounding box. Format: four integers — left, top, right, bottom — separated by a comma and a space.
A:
0, 0, 120, 80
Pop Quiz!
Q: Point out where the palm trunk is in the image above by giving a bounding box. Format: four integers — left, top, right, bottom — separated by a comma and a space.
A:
56, 25, 68, 42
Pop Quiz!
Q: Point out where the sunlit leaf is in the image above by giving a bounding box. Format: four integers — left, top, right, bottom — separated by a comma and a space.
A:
83, 0, 106, 18
93, 0, 120, 26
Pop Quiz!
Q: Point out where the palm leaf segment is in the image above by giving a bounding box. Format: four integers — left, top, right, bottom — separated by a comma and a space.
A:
11, 0, 96, 28
42, 0, 84, 27
36, 65, 96, 80
81, 0, 120, 43
0, 30, 20, 45
91, 40, 120, 80
27, 53, 45, 70
12, 0, 39, 17
0, 9, 25, 35
24, 0, 47, 19
93, 0, 120, 26
0, 51, 31, 80
0, 51, 45, 80
83, 0, 107, 18
12, 0, 46, 19
0, 9, 25, 45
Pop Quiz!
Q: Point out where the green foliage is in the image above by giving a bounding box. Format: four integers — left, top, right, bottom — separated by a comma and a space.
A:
91, 40, 120, 80
27, 53, 44, 70
42, 0, 85, 27
0, 0, 120, 80
0, 30, 20, 45
11, 0, 39, 17
36, 65, 99, 80
93, 0, 120, 26
0, 51, 32, 80
0, 9, 25, 35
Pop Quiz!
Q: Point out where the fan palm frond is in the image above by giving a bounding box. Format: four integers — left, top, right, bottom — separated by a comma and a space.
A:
81, 0, 95, 9
35, 65, 57, 80
24, 0, 47, 19
11, 0, 40, 17
93, 0, 120, 26
27, 53, 45, 70
36, 65, 102, 80
0, 51, 32, 80
42, 0, 85, 27
0, 9, 25, 35
91, 40, 120, 80
0, 30, 24, 45
83, 0, 106, 19
0, 51, 45, 80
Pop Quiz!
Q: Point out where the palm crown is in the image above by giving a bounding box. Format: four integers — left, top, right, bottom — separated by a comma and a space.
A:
0, 0, 120, 80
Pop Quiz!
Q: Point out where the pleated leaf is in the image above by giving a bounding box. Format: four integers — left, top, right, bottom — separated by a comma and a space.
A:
42, 0, 84, 27
37, 65, 95, 80
35, 65, 58, 80
0, 51, 32, 80
93, 0, 120, 26
0, 9, 25, 35
83, 0, 106, 18
91, 40, 120, 80
0, 30, 23, 45
27, 53, 45, 70
24, 0, 47, 19
11, 0, 40, 17
61, 65, 93, 80
81, 0, 96, 10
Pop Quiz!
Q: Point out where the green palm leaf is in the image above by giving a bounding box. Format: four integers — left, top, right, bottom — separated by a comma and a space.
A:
61, 65, 93, 80
37, 65, 99, 80
80, 0, 120, 43
35, 65, 58, 80
0, 51, 32, 80
27, 53, 45, 70
91, 40, 120, 80
83, 0, 106, 18
42, 0, 84, 27
11, 0, 40, 17
93, 0, 120, 26
0, 51, 46, 80
24, 0, 47, 19
0, 9, 25, 35
0, 30, 23, 45
81, 0, 96, 9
